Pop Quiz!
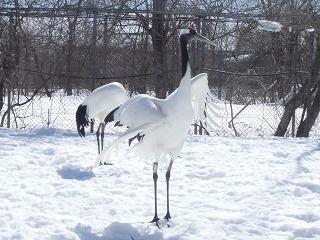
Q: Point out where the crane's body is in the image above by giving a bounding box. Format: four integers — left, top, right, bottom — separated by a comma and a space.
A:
94, 26, 215, 227
109, 67, 193, 162
76, 82, 127, 154
82, 82, 127, 123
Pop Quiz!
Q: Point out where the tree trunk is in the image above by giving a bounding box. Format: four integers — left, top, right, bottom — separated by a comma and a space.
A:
296, 83, 320, 137
151, 0, 167, 99
274, 99, 299, 136
275, 35, 320, 137
0, 80, 4, 112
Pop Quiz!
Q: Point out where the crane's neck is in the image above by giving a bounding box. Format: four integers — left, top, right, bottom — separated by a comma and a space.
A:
180, 36, 189, 77
176, 34, 191, 99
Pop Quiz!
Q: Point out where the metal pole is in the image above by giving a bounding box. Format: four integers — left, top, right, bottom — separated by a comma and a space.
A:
195, 17, 201, 76
292, 83, 296, 137
102, 15, 108, 84
7, 12, 14, 128
291, 29, 298, 137
91, 10, 97, 90
217, 50, 223, 100
201, 16, 206, 67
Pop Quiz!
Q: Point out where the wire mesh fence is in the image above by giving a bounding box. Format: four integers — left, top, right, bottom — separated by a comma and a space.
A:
1, 5, 320, 137
3, 90, 86, 130
2, 90, 320, 137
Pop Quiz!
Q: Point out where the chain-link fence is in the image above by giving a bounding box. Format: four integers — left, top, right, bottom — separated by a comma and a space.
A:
3, 90, 86, 130
1, 5, 320, 137
2, 89, 320, 137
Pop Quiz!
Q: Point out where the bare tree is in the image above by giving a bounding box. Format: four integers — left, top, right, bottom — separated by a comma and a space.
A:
273, 1, 320, 137
0, 8, 22, 126
275, 33, 320, 137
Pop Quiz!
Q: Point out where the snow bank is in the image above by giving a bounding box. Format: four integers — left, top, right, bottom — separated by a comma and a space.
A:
1, 127, 319, 239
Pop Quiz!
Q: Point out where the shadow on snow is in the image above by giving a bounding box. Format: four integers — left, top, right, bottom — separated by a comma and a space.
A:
295, 143, 320, 174
73, 222, 167, 240
57, 166, 96, 181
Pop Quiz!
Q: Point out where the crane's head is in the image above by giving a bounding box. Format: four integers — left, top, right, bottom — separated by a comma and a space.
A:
180, 26, 215, 46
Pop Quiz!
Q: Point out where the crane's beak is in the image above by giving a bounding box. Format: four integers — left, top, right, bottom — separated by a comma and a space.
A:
194, 33, 215, 46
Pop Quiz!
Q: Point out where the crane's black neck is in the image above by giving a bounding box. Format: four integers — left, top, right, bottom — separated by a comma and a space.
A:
180, 35, 189, 77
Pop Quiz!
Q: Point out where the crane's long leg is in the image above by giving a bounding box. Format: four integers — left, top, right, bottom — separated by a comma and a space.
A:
164, 160, 173, 221
90, 119, 95, 133
150, 162, 160, 227
100, 123, 106, 152
96, 123, 102, 154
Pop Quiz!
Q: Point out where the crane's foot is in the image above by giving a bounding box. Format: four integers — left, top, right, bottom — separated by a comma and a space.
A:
164, 212, 171, 221
150, 215, 160, 228
164, 212, 172, 227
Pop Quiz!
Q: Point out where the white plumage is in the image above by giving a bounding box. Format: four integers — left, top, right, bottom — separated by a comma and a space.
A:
94, 26, 216, 226
76, 82, 127, 154
82, 82, 127, 123
190, 73, 224, 133
75, 76, 223, 156
96, 67, 193, 166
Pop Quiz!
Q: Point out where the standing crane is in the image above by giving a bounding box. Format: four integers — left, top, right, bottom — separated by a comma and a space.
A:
76, 82, 127, 154
94, 26, 215, 227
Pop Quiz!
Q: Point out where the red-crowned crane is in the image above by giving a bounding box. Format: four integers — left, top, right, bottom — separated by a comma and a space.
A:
94, 26, 215, 227
76, 82, 127, 154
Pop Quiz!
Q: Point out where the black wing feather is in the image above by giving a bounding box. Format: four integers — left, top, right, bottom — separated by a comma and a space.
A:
76, 105, 89, 137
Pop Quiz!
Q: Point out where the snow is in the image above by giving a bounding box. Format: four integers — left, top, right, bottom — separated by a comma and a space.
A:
257, 20, 283, 32
1, 126, 320, 239
306, 28, 315, 33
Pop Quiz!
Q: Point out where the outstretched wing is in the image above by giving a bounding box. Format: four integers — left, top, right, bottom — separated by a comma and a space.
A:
95, 95, 165, 166
94, 122, 161, 167
191, 73, 223, 133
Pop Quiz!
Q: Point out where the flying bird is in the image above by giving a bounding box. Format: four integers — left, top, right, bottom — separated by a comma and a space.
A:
94, 26, 215, 227
76, 82, 127, 154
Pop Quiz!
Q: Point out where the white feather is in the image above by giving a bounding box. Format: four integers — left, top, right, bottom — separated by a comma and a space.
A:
190, 73, 223, 132
83, 82, 127, 122
95, 65, 193, 166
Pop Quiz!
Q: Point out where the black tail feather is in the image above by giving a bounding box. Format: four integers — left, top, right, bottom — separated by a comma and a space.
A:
128, 133, 145, 146
76, 105, 89, 137
114, 121, 124, 127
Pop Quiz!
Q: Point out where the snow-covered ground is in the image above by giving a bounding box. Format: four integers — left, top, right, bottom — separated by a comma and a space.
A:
1, 126, 319, 239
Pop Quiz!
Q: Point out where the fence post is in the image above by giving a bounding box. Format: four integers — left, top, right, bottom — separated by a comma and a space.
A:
91, 9, 97, 91
103, 14, 108, 84
7, 12, 14, 128
291, 83, 296, 137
